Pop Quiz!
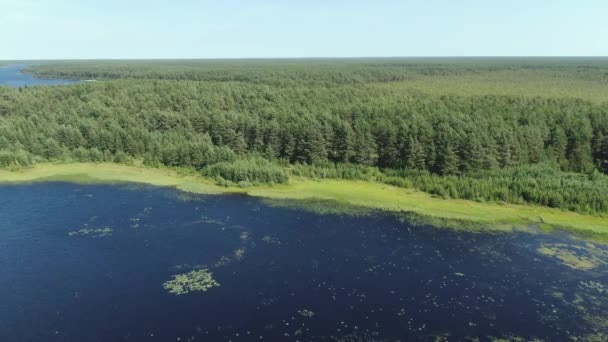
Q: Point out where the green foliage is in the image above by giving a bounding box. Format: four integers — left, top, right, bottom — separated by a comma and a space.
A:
287, 163, 608, 215
2, 59, 608, 214
3, 75, 606, 176
0, 149, 35, 168
290, 162, 383, 181
204, 158, 288, 185
23, 58, 608, 92
382, 165, 608, 215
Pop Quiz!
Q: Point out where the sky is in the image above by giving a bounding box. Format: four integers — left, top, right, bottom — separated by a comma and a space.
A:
1, 0, 607, 59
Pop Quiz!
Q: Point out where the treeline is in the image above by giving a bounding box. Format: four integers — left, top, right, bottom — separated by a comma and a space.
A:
0, 60, 607, 214
292, 163, 608, 215
1, 80, 606, 174
26, 58, 608, 85
386, 166, 608, 214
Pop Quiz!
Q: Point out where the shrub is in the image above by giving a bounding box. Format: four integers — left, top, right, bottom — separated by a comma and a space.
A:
0, 149, 34, 168
204, 158, 288, 185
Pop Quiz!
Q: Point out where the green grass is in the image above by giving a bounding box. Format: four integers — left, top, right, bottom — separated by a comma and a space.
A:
1, 163, 607, 238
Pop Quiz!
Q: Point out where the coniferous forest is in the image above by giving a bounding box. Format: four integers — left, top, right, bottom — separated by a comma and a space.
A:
2, 58, 608, 215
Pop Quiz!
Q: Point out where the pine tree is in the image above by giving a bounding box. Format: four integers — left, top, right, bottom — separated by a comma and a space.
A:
331, 122, 354, 163
406, 136, 425, 170
376, 126, 398, 168
597, 135, 608, 173
436, 143, 460, 175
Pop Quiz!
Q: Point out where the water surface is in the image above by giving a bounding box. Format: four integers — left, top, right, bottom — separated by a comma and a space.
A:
0, 183, 606, 341
0, 64, 80, 87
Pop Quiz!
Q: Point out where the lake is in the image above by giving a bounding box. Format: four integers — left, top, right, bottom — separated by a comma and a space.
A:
0, 65, 80, 87
0, 182, 606, 341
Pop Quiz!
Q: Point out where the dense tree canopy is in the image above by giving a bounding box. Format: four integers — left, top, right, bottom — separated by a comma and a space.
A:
2, 59, 608, 215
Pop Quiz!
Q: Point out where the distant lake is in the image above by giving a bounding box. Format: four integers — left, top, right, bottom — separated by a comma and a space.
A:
0, 183, 606, 341
0, 65, 80, 87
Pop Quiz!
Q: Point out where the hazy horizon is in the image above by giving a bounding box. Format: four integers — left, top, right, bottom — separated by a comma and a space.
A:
3, 56, 608, 62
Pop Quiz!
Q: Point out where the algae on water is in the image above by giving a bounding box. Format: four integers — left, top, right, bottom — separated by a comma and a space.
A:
163, 269, 220, 295
297, 309, 315, 318
537, 243, 607, 271
233, 248, 246, 260
68, 227, 113, 238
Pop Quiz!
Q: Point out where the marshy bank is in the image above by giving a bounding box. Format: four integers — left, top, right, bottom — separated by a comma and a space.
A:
1, 163, 607, 241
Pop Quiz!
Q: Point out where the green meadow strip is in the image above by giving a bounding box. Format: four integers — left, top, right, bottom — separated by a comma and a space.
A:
1, 163, 607, 240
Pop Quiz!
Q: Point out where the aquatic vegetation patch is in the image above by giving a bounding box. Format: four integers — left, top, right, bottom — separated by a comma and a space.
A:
262, 197, 376, 217
546, 278, 608, 338
199, 215, 226, 226
573, 333, 608, 342
162, 269, 220, 295
261, 235, 282, 245
233, 248, 246, 260
489, 336, 543, 342
579, 281, 608, 295
129, 217, 140, 228
68, 227, 113, 238
297, 309, 315, 318
213, 256, 232, 268
537, 243, 607, 270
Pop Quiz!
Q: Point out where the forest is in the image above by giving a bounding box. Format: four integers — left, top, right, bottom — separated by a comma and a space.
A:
2, 58, 608, 215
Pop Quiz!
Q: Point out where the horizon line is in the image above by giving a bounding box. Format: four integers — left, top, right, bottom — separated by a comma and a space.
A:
3, 56, 608, 62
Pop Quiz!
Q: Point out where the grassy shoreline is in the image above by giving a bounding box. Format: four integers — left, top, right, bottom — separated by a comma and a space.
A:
1, 163, 607, 237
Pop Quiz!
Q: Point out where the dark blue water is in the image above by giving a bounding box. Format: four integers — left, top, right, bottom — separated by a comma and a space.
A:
0, 65, 80, 87
0, 183, 607, 341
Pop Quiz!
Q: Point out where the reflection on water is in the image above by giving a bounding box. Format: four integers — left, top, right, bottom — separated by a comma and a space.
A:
0, 65, 80, 87
0, 182, 606, 341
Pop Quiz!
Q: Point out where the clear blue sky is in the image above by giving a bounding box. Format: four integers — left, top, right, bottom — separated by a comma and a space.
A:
1, 0, 607, 59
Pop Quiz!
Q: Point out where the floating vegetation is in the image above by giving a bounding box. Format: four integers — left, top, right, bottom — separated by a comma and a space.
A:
213, 256, 232, 268
163, 269, 220, 295
129, 217, 141, 228
297, 309, 315, 318
579, 281, 607, 295
332, 331, 382, 342
68, 227, 113, 238
199, 215, 226, 226
546, 277, 608, 338
261, 235, 281, 245
234, 248, 246, 260
126, 207, 153, 229
489, 336, 543, 342
262, 198, 375, 217
573, 333, 608, 342
172, 191, 204, 202
537, 243, 606, 271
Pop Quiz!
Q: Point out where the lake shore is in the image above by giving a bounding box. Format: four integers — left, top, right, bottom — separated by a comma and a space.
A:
1, 162, 607, 238
0, 64, 81, 87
